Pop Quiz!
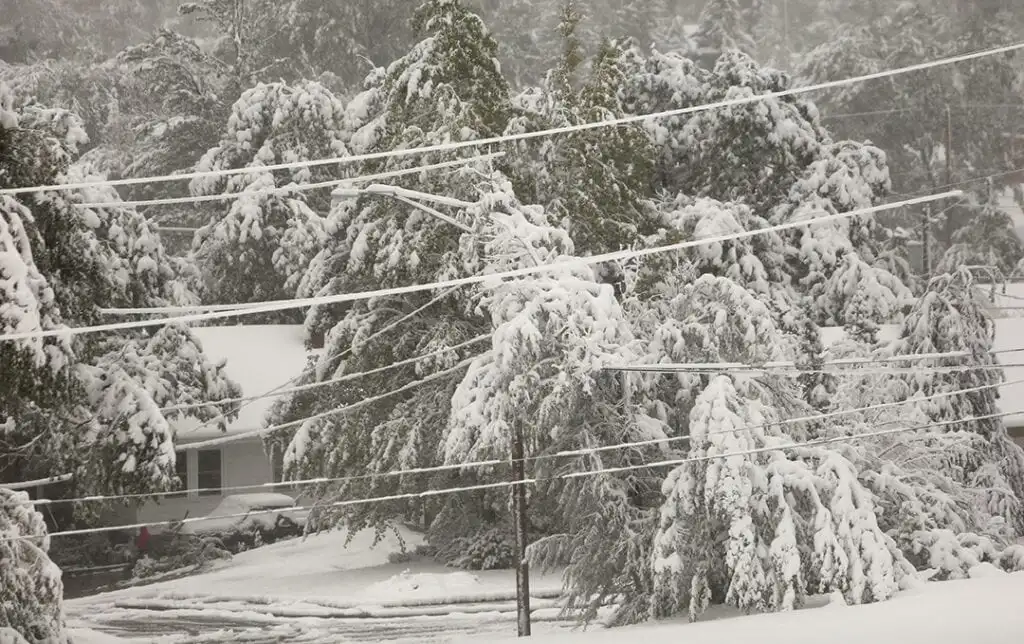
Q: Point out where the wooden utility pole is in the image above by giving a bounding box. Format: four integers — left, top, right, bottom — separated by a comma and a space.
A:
922, 202, 932, 278
511, 419, 532, 637
941, 104, 953, 258
783, 0, 790, 61
945, 104, 954, 186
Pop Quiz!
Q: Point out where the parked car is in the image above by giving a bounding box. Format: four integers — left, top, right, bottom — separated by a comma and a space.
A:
179, 493, 308, 552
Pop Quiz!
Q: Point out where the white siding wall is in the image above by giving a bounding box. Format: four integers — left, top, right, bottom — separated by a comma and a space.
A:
136, 438, 273, 530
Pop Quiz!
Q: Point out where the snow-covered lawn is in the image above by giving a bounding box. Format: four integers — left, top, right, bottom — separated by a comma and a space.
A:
478, 565, 1024, 644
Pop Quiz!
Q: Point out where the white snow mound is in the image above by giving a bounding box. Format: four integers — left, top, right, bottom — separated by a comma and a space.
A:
363, 570, 485, 602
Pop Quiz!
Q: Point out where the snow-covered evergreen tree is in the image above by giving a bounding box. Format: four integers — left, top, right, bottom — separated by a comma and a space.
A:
889, 268, 1024, 529
799, 2, 1024, 275
648, 276, 902, 619
0, 489, 65, 643
936, 200, 1024, 277
0, 84, 240, 498
276, 0, 413, 87
177, 0, 293, 85
692, 0, 757, 60
189, 80, 347, 314
506, 30, 657, 257
279, 0, 516, 555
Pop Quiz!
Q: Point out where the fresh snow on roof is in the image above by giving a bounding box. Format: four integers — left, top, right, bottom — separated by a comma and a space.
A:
172, 325, 314, 442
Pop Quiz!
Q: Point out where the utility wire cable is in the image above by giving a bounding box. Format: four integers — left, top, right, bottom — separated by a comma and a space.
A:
174, 285, 468, 439
10, 291, 477, 491
178, 357, 479, 451
23, 370, 1023, 505
604, 362, 1024, 376
560, 409, 1018, 480
11, 409, 1017, 542
603, 349, 1005, 373
1, 474, 74, 492
160, 335, 490, 414
72, 154, 505, 210
3, 41, 1022, 198
163, 345, 1024, 415
18, 340, 1024, 494
176, 355, 1024, 451
1, 189, 961, 340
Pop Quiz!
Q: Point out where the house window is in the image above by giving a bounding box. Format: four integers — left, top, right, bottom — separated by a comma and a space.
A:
197, 449, 222, 497
171, 452, 188, 498
271, 446, 284, 484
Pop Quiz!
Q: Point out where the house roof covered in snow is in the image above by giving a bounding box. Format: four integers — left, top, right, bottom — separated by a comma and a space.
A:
820, 318, 1024, 430
172, 325, 316, 443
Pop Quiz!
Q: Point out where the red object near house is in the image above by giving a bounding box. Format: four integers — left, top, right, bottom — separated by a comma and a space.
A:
135, 526, 151, 553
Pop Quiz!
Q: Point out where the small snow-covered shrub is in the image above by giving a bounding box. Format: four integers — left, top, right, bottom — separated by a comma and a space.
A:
131, 533, 231, 580
447, 527, 518, 571
0, 628, 29, 644
48, 533, 134, 571
388, 550, 415, 564
998, 545, 1024, 572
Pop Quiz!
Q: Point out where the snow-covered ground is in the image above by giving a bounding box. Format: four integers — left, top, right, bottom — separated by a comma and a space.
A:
68, 526, 1024, 644
67, 526, 571, 642
477, 566, 1024, 644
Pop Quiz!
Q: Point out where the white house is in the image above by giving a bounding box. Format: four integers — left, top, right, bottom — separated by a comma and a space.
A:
134, 324, 316, 527
820, 318, 1024, 450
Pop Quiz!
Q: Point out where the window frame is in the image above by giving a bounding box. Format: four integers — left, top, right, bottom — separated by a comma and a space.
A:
171, 451, 189, 498
196, 449, 223, 497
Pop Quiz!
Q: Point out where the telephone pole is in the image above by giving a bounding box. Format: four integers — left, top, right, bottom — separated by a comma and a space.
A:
945, 104, 954, 186
922, 203, 932, 278
332, 179, 536, 637
511, 419, 532, 637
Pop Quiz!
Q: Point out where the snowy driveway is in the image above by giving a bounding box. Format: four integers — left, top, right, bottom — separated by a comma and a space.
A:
68, 594, 581, 643
65, 527, 580, 643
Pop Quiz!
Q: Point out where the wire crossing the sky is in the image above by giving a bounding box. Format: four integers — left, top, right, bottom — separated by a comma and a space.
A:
13, 374, 1024, 507
1, 41, 1021, 197
7, 409, 1016, 543
0, 190, 963, 341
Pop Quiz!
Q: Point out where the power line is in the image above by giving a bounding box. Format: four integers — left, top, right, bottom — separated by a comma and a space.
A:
3, 42, 1021, 198
162, 343, 1020, 415
178, 356, 479, 451
174, 285, 467, 439
3, 189, 961, 340
72, 154, 504, 210
7, 291, 476, 492
23, 374, 1024, 507
611, 362, 1024, 376
890, 166, 1024, 200
160, 335, 490, 414
10, 409, 1016, 542
561, 409, 1017, 480
604, 350, 1001, 373
155, 227, 200, 234
179, 349, 1024, 451
1, 474, 73, 492
824, 103, 1024, 120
